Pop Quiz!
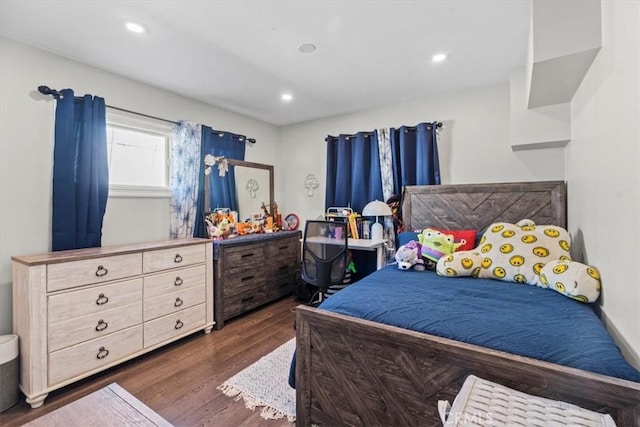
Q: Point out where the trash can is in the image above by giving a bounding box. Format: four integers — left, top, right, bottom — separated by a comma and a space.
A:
0, 334, 19, 412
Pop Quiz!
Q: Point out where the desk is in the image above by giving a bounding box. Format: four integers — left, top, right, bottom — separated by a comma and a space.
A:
347, 238, 387, 270
304, 236, 387, 270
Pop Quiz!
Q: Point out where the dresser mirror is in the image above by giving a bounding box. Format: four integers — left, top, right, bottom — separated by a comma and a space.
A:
227, 159, 274, 222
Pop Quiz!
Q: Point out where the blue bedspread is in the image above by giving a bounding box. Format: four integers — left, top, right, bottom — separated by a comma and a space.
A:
300, 266, 640, 383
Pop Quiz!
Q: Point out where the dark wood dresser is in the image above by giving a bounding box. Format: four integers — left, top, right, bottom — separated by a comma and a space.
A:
213, 231, 301, 328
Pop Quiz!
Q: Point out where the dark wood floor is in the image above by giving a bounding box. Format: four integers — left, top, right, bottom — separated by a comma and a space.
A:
0, 296, 299, 427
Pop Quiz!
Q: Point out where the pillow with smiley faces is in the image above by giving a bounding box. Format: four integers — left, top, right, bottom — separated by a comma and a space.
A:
435, 219, 601, 302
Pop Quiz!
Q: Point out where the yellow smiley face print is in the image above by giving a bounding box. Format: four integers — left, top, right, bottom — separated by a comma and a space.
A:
444, 254, 454, 263
571, 295, 589, 303
509, 255, 525, 266
555, 282, 566, 292
479, 235, 486, 244
533, 263, 545, 275
587, 266, 600, 281
481, 257, 492, 269
499, 243, 514, 254
493, 267, 506, 278
481, 243, 493, 253
533, 246, 550, 257
520, 225, 536, 231
472, 267, 481, 277
461, 258, 474, 269
559, 255, 571, 262
491, 224, 504, 233
539, 274, 549, 287
552, 263, 569, 274
559, 240, 570, 251
513, 274, 527, 284
501, 230, 516, 238
544, 228, 560, 238
521, 235, 537, 244
445, 268, 457, 277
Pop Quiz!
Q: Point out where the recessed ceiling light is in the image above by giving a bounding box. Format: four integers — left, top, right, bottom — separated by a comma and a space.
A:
432, 53, 448, 63
281, 93, 293, 102
298, 43, 316, 53
125, 22, 146, 34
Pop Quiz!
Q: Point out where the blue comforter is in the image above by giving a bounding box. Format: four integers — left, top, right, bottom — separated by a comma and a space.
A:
292, 266, 640, 385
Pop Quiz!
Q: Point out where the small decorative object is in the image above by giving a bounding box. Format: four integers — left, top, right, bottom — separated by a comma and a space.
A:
304, 174, 319, 197
204, 154, 229, 177
246, 178, 259, 198
284, 213, 300, 231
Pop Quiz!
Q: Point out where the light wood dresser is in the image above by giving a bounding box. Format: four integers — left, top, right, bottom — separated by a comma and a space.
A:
12, 238, 214, 408
213, 231, 300, 329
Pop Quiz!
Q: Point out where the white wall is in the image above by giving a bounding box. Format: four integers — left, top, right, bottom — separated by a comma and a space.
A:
566, 0, 640, 366
0, 37, 281, 334
280, 83, 566, 222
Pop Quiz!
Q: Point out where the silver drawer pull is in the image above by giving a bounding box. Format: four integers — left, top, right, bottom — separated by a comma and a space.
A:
95, 265, 108, 277
174, 276, 183, 286
175, 320, 184, 330
174, 254, 183, 263
96, 293, 109, 305
96, 346, 109, 359
174, 297, 183, 307
95, 319, 108, 332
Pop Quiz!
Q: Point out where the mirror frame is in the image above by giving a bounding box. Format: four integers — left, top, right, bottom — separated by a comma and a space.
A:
226, 159, 274, 215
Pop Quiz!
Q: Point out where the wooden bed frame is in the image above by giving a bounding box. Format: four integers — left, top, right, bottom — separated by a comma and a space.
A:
296, 181, 640, 426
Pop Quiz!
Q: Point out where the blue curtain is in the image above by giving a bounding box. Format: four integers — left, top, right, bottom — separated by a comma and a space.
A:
325, 132, 383, 213
194, 127, 246, 237
52, 89, 108, 251
390, 122, 441, 191
170, 121, 202, 239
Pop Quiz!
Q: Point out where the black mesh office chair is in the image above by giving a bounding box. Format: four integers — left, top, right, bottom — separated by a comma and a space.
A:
301, 220, 349, 305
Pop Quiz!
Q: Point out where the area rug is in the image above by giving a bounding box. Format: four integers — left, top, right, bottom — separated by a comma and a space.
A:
217, 338, 296, 422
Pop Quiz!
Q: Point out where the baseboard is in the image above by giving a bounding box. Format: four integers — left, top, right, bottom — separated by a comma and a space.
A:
599, 308, 640, 370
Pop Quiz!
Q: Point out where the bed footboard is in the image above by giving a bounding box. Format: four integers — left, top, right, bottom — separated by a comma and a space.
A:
295, 305, 640, 426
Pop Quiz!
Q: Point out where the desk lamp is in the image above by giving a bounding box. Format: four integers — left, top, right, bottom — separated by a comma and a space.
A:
362, 200, 392, 240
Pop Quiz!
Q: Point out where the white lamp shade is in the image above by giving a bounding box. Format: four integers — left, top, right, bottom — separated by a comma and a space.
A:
362, 200, 392, 216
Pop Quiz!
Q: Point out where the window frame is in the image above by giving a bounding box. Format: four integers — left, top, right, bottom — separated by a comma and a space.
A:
105, 109, 173, 199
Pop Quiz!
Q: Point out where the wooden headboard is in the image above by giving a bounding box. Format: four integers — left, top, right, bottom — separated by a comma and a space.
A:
402, 181, 566, 232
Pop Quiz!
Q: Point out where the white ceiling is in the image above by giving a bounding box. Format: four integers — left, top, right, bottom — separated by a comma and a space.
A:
0, 0, 531, 126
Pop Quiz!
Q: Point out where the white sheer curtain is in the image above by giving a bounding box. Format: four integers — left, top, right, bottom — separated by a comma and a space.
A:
377, 127, 396, 259
170, 121, 202, 238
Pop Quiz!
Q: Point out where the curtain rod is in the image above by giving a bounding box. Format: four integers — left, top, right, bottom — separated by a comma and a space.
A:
37, 85, 257, 144
325, 122, 443, 141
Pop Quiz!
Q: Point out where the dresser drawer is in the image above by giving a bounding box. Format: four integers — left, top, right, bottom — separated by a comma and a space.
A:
143, 284, 205, 321
223, 285, 272, 320
265, 238, 298, 259
47, 253, 142, 292
221, 245, 265, 271
221, 265, 266, 298
48, 279, 143, 324
143, 304, 206, 348
48, 302, 142, 352
143, 244, 205, 274
144, 265, 205, 299
266, 272, 295, 300
48, 325, 143, 385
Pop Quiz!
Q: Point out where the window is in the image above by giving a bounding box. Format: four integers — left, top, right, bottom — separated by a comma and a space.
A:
106, 109, 173, 198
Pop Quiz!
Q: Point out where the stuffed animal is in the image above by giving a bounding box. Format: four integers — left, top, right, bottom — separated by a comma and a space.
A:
417, 228, 465, 270
395, 241, 425, 271
435, 219, 601, 302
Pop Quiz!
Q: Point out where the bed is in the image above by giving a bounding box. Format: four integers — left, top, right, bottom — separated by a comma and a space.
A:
294, 181, 640, 426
